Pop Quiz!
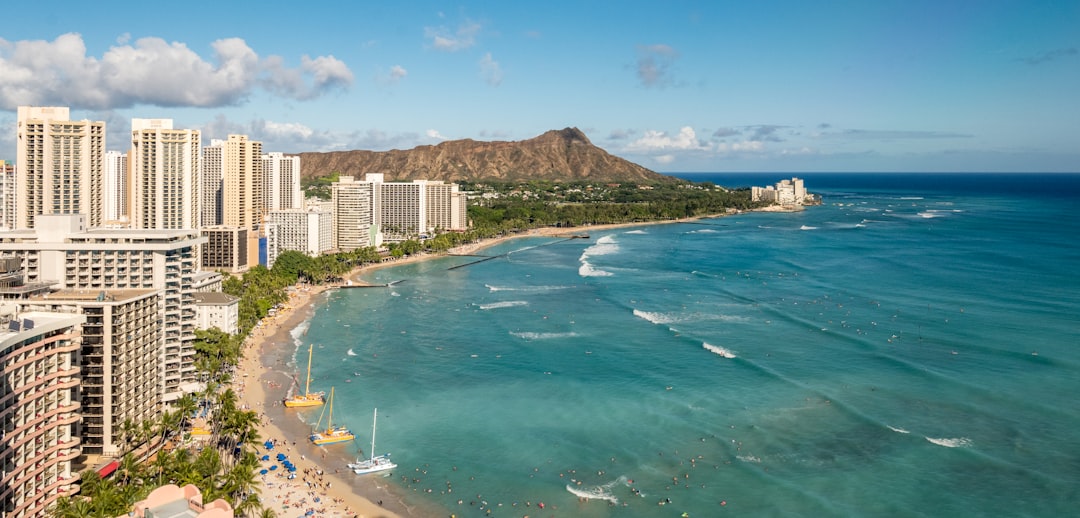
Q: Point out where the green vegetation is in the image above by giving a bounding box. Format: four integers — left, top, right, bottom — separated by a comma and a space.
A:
461, 179, 760, 234
300, 171, 340, 200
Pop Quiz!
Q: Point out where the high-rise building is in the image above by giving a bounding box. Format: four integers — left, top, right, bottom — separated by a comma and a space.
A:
268, 207, 334, 259
0, 214, 206, 403
0, 160, 15, 230
330, 175, 376, 250
424, 181, 468, 232
261, 152, 302, 212
103, 151, 127, 225
21, 289, 162, 458
0, 309, 85, 517
201, 135, 263, 271
15, 106, 106, 229
201, 140, 223, 227
129, 119, 201, 230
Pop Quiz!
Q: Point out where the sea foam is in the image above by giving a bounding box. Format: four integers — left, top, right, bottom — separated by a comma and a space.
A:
925, 437, 971, 448
346, 348, 358, 356
485, 284, 573, 292
703, 342, 736, 358
564, 477, 623, 504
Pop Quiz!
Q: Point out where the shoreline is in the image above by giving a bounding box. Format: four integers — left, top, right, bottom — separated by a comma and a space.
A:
234, 211, 754, 517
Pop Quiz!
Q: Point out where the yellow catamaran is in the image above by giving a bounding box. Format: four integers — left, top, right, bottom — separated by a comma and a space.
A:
309, 387, 355, 445
284, 344, 325, 408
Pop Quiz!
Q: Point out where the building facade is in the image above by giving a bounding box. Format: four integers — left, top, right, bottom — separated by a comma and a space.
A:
751, 177, 809, 206
0, 161, 14, 231
268, 208, 334, 259
103, 151, 127, 226
201, 141, 223, 227
0, 214, 206, 403
21, 289, 162, 458
261, 153, 302, 213
0, 310, 85, 518
331, 176, 376, 251
15, 106, 105, 229
129, 119, 201, 230
220, 135, 262, 269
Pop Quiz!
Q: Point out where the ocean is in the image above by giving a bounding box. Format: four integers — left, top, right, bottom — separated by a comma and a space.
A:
288, 173, 1080, 517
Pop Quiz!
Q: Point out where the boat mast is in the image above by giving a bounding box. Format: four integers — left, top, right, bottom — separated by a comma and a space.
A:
304, 344, 314, 397
370, 408, 377, 458
326, 387, 335, 433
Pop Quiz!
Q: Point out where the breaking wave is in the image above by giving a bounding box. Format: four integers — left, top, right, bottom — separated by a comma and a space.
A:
564, 477, 625, 504
703, 342, 736, 358
346, 349, 358, 356
887, 425, 910, 434
633, 309, 749, 325
925, 437, 971, 448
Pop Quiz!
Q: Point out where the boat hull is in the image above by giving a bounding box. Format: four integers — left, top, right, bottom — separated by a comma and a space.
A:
284, 395, 325, 408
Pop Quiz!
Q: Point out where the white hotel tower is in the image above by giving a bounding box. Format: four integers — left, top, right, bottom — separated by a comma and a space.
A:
129, 119, 201, 230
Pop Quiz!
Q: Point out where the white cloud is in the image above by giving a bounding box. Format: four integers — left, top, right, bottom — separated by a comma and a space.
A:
653, 154, 675, 164
625, 126, 706, 153
425, 20, 481, 52
0, 33, 353, 110
376, 64, 408, 86
426, 129, 447, 140
479, 53, 502, 86
390, 65, 407, 80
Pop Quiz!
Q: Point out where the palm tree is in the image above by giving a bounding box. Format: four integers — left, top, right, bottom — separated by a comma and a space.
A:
174, 393, 198, 434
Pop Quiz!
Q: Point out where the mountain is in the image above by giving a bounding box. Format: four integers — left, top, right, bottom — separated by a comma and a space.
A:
294, 128, 675, 183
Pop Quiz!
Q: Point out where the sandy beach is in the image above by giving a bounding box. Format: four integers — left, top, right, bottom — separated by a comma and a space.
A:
232, 215, 737, 517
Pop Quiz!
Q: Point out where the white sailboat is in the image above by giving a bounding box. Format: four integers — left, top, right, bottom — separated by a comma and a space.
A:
349, 408, 397, 475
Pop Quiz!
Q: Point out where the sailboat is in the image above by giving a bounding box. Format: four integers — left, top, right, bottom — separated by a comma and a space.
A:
349, 408, 397, 475
309, 387, 355, 445
284, 344, 325, 408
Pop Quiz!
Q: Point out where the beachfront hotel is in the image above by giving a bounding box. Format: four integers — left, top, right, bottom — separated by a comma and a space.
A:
331, 173, 468, 249
20, 289, 162, 459
751, 177, 812, 205
331, 175, 377, 250
0, 309, 86, 518
266, 206, 334, 265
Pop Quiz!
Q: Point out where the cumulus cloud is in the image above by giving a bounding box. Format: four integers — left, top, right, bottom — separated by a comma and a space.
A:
425, 20, 481, 51
625, 126, 707, 153
390, 65, 408, 81
426, 129, 447, 140
0, 33, 353, 110
635, 44, 678, 88
479, 52, 502, 86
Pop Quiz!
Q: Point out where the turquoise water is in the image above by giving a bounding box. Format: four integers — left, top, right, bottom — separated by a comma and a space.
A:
291, 173, 1080, 517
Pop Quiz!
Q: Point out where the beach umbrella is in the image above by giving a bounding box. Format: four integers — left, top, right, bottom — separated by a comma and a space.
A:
264, 441, 273, 450
261, 455, 270, 461
260, 469, 268, 475
288, 466, 297, 472
269, 465, 277, 471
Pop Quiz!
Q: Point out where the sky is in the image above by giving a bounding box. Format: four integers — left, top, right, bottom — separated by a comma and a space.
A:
1, 1, 1077, 173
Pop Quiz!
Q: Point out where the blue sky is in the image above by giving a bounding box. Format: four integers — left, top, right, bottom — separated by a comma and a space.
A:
1, 0, 1077, 172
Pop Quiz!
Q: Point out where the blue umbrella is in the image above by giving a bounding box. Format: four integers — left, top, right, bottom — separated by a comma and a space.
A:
264, 441, 273, 450
288, 466, 297, 472
260, 469, 268, 475
261, 455, 270, 461
269, 465, 277, 471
